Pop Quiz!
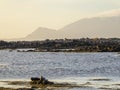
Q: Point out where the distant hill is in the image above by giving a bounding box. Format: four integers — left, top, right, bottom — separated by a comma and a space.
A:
23, 15, 120, 40
25, 27, 58, 40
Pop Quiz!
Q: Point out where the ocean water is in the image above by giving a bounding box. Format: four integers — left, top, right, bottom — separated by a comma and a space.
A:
0, 50, 120, 90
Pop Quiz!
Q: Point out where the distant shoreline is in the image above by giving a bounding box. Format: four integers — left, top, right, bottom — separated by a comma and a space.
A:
0, 38, 120, 52
0, 48, 120, 53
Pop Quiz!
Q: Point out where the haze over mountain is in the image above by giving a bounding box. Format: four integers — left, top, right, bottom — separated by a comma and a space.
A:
23, 15, 120, 40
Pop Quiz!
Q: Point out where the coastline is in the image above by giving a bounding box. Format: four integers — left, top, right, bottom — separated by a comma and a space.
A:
1, 77, 120, 90
0, 49, 120, 53
0, 80, 91, 90
1, 38, 120, 52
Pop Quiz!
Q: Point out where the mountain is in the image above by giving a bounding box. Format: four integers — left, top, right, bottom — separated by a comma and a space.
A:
24, 15, 120, 40
58, 16, 120, 38
25, 27, 58, 40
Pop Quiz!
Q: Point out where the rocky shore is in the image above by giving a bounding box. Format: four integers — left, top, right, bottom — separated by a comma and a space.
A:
1, 77, 120, 90
0, 76, 90, 90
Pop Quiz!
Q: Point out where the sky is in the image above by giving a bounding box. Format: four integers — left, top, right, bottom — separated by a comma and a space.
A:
0, 0, 120, 39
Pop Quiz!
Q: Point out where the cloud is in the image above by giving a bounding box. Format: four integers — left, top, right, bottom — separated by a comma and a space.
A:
97, 8, 120, 17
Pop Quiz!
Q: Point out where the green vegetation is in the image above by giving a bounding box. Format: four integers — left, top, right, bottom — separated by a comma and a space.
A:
0, 38, 120, 52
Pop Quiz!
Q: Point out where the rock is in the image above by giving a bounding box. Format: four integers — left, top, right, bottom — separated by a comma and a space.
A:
31, 77, 40, 81
30, 76, 54, 85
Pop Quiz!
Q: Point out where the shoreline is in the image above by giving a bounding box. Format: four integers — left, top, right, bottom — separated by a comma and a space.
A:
0, 77, 120, 90
0, 80, 91, 90
0, 49, 120, 53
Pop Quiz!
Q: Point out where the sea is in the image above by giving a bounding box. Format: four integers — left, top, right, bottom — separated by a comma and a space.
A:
0, 49, 120, 90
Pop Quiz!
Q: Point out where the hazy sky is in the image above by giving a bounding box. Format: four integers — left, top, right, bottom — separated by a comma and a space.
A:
0, 0, 120, 39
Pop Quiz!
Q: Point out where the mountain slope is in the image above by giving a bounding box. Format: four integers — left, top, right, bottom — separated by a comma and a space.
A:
58, 16, 120, 38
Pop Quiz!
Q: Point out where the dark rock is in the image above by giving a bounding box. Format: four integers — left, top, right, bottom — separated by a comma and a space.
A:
31, 77, 40, 81
30, 76, 54, 85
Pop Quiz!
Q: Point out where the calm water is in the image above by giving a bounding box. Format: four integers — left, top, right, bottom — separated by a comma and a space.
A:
0, 50, 120, 90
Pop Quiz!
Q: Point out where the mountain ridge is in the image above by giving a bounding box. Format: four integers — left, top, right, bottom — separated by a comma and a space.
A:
23, 15, 120, 40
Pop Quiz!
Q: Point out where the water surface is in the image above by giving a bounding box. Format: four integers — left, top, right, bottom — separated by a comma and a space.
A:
0, 50, 120, 90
